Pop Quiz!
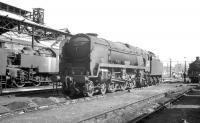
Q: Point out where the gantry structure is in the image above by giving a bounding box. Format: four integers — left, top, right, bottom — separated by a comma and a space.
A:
0, 2, 71, 48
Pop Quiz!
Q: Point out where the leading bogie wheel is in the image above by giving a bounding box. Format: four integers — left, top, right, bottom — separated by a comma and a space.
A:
100, 83, 106, 95
155, 77, 159, 84
12, 78, 26, 88
107, 83, 116, 93
152, 77, 156, 85
84, 81, 94, 97
120, 82, 127, 91
33, 76, 41, 86
128, 81, 135, 89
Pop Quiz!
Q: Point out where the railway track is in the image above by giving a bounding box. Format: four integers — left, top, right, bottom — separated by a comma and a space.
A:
129, 88, 192, 123
0, 83, 195, 123
76, 93, 165, 123
134, 86, 200, 123
1, 86, 60, 95
0, 85, 160, 119
0, 83, 194, 123
75, 87, 192, 123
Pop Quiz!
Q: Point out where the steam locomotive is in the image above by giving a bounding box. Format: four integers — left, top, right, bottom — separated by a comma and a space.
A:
0, 39, 59, 93
188, 57, 200, 83
60, 33, 163, 97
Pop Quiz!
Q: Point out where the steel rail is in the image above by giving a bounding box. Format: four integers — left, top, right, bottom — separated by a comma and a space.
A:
76, 88, 191, 123
129, 89, 192, 123
0, 86, 151, 119
0, 87, 128, 118
76, 93, 165, 123
0, 85, 191, 121
1, 85, 61, 95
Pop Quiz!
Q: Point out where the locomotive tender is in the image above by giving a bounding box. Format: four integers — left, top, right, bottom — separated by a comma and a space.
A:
0, 40, 59, 93
60, 33, 163, 96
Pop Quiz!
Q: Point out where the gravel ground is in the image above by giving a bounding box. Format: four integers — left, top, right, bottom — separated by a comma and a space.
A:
144, 86, 200, 123
0, 83, 193, 123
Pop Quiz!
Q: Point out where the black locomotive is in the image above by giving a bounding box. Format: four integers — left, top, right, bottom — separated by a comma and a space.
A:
0, 39, 59, 93
188, 57, 200, 83
60, 33, 163, 96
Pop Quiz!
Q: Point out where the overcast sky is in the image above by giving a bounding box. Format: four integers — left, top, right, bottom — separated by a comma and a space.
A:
2, 0, 200, 62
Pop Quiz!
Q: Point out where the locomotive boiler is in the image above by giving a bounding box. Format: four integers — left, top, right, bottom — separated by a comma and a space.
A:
60, 33, 163, 96
0, 40, 59, 92
188, 57, 200, 83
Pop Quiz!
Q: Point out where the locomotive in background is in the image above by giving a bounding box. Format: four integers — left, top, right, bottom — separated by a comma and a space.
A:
188, 57, 200, 83
0, 39, 59, 92
60, 33, 163, 96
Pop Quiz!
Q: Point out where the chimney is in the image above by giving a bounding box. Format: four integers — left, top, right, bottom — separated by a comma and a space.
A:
196, 56, 199, 60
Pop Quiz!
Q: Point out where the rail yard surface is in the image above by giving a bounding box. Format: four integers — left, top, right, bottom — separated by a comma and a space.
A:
0, 83, 196, 123
140, 85, 200, 123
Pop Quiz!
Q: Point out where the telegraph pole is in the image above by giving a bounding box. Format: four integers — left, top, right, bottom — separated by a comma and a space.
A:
184, 57, 186, 83
32, 27, 35, 49
184, 60, 187, 74
170, 59, 172, 78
